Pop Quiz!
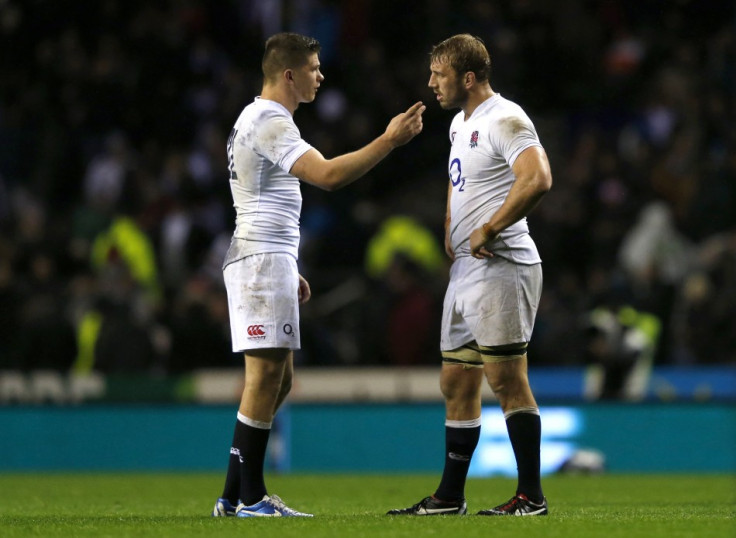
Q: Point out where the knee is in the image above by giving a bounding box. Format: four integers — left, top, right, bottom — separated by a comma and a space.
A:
485, 368, 525, 398
485, 369, 536, 412
441, 376, 477, 402
259, 361, 286, 386
440, 366, 483, 416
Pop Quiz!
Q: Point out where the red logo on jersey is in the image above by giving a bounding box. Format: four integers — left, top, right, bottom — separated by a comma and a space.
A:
247, 325, 266, 338
469, 130, 479, 148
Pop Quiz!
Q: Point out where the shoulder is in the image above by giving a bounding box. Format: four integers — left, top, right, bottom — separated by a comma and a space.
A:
238, 99, 293, 127
488, 96, 534, 126
482, 97, 536, 141
239, 102, 299, 148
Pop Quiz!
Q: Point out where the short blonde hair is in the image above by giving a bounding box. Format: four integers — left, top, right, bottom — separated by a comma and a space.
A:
262, 32, 321, 83
430, 34, 491, 82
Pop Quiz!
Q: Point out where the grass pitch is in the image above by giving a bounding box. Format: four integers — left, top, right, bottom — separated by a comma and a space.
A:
0, 473, 733, 537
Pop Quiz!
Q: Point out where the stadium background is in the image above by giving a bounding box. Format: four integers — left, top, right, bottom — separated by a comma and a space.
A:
0, 0, 734, 475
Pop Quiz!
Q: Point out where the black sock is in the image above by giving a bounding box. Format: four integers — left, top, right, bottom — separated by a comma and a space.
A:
434, 421, 481, 501
221, 419, 248, 504
506, 411, 543, 503
238, 419, 272, 505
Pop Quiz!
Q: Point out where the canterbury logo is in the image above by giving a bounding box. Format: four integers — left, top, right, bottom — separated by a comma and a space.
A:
231, 447, 243, 463
449, 452, 470, 462
247, 325, 266, 337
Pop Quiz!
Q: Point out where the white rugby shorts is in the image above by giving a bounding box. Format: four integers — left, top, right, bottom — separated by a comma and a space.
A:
223, 252, 301, 352
440, 255, 542, 351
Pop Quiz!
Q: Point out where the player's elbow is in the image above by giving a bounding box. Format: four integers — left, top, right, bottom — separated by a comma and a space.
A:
313, 179, 341, 192
523, 147, 553, 194
532, 165, 552, 195
318, 173, 343, 192
315, 162, 352, 191
538, 171, 552, 194
297, 164, 343, 191
293, 149, 347, 191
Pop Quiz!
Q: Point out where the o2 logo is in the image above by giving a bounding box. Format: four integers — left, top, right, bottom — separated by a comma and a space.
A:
449, 158, 465, 191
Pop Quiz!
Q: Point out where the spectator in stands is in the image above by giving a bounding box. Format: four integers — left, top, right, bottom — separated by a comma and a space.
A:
0, 0, 733, 375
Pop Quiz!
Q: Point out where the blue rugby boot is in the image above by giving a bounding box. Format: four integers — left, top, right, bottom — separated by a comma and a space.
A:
236, 494, 313, 517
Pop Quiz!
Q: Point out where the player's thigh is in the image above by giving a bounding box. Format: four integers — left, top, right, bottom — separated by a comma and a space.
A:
483, 353, 537, 411
483, 352, 529, 388
440, 361, 484, 400
441, 362, 484, 420
439, 345, 485, 420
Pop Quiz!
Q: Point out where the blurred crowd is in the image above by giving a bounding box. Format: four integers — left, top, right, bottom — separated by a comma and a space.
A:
0, 0, 734, 376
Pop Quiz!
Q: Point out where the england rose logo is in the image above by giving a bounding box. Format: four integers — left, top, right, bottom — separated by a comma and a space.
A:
470, 130, 479, 148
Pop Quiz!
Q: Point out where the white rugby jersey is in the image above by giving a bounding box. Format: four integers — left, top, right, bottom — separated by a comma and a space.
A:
225, 98, 313, 261
447, 94, 542, 264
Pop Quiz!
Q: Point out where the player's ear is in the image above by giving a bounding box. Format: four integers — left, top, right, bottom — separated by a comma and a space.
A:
464, 71, 475, 87
284, 69, 294, 83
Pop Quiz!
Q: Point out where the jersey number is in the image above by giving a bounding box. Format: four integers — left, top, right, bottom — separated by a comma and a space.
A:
449, 158, 465, 191
226, 128, 238, 179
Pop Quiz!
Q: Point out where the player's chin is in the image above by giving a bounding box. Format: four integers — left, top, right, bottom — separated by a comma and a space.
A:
299, 91, 317, 103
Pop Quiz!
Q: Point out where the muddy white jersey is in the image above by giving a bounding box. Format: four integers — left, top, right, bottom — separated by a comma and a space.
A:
225, 97, 313, 262
447, 94, 542, 264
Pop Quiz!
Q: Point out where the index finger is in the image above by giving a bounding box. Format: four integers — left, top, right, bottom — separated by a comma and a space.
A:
405, 101, 426, 116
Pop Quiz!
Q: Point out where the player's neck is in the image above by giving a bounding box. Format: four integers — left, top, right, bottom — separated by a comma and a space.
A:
462, 86, 495, 120
260, 85, 298, 115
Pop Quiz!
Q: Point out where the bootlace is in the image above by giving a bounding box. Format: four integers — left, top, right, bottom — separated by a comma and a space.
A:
410, 497, 433, 511
267, 494, 298, 515
496, 495, 522, 513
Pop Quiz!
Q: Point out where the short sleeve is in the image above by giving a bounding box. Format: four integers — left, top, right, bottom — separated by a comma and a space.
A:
492, 114, 541, 167
248, 109, 313, 172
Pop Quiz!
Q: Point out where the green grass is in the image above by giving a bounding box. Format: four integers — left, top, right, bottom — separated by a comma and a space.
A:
0, 473, 734, 537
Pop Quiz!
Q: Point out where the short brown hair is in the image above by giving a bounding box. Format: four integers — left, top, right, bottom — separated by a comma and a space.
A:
430, 34, 491, 82
262, 32, 321, 83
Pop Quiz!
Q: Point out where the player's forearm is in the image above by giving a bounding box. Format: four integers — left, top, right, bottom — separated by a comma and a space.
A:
481, 147, 552, 239
481, 170, 550, 239
318, 135, 395, 191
